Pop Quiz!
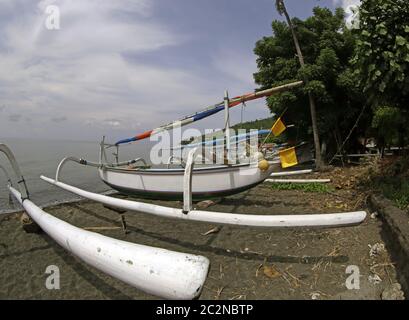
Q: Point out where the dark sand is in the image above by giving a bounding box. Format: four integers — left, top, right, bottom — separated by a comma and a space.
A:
0, 174, 401, 299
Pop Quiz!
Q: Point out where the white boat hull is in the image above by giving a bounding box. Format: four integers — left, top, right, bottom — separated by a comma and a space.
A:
99, 162, 279, 200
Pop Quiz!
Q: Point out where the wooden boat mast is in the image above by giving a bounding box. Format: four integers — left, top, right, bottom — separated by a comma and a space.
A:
224, 90, 231, 161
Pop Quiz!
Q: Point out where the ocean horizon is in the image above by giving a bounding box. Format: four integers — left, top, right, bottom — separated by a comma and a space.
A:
0, 137, 150, 214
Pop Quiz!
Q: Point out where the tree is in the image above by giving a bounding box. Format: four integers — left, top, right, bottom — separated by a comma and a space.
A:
275, 0, 322, 169
372, 106, 408, 154
254, 6, 367, 159
352, 0, 409, 154
352, 0, 409, 109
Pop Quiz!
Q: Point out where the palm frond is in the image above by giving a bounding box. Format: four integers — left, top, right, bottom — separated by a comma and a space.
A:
275, 0, 285, 15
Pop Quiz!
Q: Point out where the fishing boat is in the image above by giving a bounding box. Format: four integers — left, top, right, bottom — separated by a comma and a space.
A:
38, 143, 367, 228
98, 159, 280, 200
55, 81, 311, 200
21, 82, 366, 229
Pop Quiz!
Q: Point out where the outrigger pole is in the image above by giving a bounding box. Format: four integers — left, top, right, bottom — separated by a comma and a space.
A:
115, 81, 304, 145
224, 90, 231, 161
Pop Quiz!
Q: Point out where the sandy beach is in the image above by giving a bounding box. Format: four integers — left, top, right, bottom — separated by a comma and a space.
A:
0, 169, 401, 300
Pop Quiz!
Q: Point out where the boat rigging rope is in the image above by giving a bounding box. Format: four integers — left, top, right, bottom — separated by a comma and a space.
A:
0, 143, 30, 201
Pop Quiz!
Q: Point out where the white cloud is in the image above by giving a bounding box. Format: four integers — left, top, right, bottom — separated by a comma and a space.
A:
333, 0, 361, 29
333, 0, 360, 9
0, 0, 209, 140
213, 50, 258, 86
209, 49, 270, 128
0, 0, 270, 142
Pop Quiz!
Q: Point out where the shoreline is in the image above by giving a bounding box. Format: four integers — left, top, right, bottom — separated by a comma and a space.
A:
0, 189, 119, 216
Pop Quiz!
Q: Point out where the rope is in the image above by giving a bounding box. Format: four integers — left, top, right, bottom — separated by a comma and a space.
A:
259, 108, 288, 151
329, 104, 368, 165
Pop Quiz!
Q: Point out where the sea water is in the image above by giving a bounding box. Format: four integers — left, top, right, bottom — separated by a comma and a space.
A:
0, 137, 150, 214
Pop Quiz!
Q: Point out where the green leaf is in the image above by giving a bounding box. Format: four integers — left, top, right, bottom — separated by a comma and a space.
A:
379, 81, 386, 92
383, 51, 393, 59
362, 30, 370, 37
377, 23, 387, 35
372, 70, 382, 81
396, 36, 406, 46
405, 26, 409, 33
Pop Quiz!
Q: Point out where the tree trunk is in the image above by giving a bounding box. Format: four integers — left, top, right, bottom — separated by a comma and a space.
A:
398, 124, 404, 156
279, 1, 323, 169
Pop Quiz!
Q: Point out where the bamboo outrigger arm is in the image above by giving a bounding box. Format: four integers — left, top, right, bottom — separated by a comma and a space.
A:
269, 169, 313, 177
1, 143, 210, 300
183, 148, 197, 212
166, 155, 185, 169
265, 178, 331, 183
55, 156, 147, 182
0, 143, 29, 200
40, 176, 367, 227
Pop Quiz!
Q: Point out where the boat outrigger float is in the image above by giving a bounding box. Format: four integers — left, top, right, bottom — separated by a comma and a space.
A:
1, 143, 209, 300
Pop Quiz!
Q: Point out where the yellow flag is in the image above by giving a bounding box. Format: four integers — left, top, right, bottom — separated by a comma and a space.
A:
279, 147, 298, 168
271, 117, 286, 137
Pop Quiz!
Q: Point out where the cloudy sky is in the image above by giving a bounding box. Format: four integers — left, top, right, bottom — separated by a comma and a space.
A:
0, 0, 359, 142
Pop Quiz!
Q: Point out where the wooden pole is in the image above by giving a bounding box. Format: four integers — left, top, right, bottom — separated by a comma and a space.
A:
224, 90, 231, 163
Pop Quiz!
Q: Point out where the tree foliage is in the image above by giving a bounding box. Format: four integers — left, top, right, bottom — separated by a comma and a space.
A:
372, 106, 404, 144
254, 7, 366, 156
352, 0, 409, 109
352, 0, 409, 150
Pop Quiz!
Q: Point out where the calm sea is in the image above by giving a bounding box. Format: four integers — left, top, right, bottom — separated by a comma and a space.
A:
0, 138, 150, 214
